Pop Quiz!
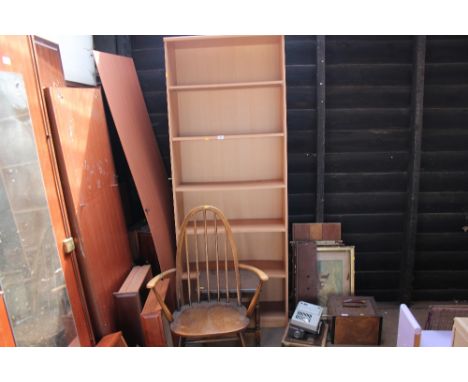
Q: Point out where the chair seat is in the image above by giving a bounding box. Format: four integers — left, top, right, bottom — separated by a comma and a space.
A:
171, 301, 249, 338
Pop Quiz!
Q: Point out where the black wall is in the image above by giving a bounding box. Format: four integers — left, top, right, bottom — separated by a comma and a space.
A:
95, 35, 468, 302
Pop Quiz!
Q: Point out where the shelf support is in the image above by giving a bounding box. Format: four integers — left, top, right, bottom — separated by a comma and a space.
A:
315, 35, 326, 222
400, 36, 426, 304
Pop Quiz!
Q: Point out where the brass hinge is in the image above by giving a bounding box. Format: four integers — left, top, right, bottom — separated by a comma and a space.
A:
63, 237, 76, 254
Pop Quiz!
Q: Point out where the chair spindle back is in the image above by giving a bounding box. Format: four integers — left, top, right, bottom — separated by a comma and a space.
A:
175, 205, 241, 309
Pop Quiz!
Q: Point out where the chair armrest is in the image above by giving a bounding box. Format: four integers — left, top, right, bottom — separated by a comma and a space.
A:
146, 268, 176, 322
238, 263, 269, 317
238, 263, 269, 283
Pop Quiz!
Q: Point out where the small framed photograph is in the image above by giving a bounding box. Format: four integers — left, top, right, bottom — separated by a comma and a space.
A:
316, 246, 355, 306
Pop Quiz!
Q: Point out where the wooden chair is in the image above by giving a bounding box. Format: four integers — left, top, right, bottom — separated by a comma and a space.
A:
146, 205, 269, 346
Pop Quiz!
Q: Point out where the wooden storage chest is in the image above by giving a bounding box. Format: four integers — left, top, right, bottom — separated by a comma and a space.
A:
327, 295, 382, 346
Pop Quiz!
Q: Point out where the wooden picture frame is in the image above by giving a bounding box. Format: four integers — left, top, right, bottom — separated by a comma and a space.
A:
316, 246, 355, 306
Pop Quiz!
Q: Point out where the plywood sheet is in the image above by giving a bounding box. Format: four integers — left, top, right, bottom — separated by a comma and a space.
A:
94, 51, 175, 271
45, 87, 133, 338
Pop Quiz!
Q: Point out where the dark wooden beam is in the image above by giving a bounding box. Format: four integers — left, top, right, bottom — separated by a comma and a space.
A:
400, 36, 426, 304
315, 35, 326, 222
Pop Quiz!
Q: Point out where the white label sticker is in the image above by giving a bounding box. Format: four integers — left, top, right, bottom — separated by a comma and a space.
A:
216, 135, 225, 140
2, 56, 12, 65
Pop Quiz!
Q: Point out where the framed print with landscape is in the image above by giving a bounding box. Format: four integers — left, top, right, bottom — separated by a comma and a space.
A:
316, 246, 355, 306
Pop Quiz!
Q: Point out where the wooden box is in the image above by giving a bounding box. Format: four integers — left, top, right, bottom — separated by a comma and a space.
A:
140, 279, 172, 346
113, 265, 152, 346
452, 317, 468, 347
327, 295, 382, 346
292, 223, 341, 241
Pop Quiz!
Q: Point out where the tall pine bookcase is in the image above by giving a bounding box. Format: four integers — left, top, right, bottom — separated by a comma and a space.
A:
164, 35, 288, 327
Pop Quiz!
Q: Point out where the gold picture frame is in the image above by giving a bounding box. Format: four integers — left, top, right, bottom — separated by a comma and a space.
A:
316, 246, 355, 306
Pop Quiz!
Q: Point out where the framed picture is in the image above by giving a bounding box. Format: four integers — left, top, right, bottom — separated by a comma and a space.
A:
316, 246, 355, 306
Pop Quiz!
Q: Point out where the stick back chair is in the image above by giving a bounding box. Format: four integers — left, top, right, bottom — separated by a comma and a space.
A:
146, 205, 269, 346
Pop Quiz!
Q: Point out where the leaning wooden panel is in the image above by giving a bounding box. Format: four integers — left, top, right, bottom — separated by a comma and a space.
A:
96, 331, 128, 347
0, 35, 93, 345
45, 87, 133, 339
93, 51, 175, 272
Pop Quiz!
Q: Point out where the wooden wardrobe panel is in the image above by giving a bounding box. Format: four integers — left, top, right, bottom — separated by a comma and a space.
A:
45, 87, 133, 338
0, 35, 93, 345
94, 51, 175, 271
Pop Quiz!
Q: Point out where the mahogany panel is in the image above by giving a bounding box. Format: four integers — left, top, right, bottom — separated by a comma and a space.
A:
0, 35, 93, 345
32, 36, 66, 87
0, 292, 15, 347
96, 331, 128, 347
140, 279, 170, 346
45, 87, 133, 339
94, 51, 176, 271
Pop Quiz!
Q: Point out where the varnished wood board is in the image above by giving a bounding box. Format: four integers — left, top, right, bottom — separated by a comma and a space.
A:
94, 51, 175, 271
45, 87, 133, 338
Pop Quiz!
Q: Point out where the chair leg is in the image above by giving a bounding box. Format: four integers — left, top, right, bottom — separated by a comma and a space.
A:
238, 332, 246, 347
178, 336, 186, 347
254, 303, 261, 346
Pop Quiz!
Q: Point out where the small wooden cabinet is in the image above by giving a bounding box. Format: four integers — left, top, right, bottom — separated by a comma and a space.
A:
164, 36, 288, 327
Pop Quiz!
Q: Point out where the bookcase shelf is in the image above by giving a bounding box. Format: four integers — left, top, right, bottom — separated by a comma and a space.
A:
175, 179, 285, 192
168, 80, 283, 91
182, 218, 286, 235
172, 132, 284, 142
165, 35, 288, 327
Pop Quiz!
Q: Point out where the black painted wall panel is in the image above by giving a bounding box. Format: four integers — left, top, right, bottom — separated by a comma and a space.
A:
95, 35, 468, 301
